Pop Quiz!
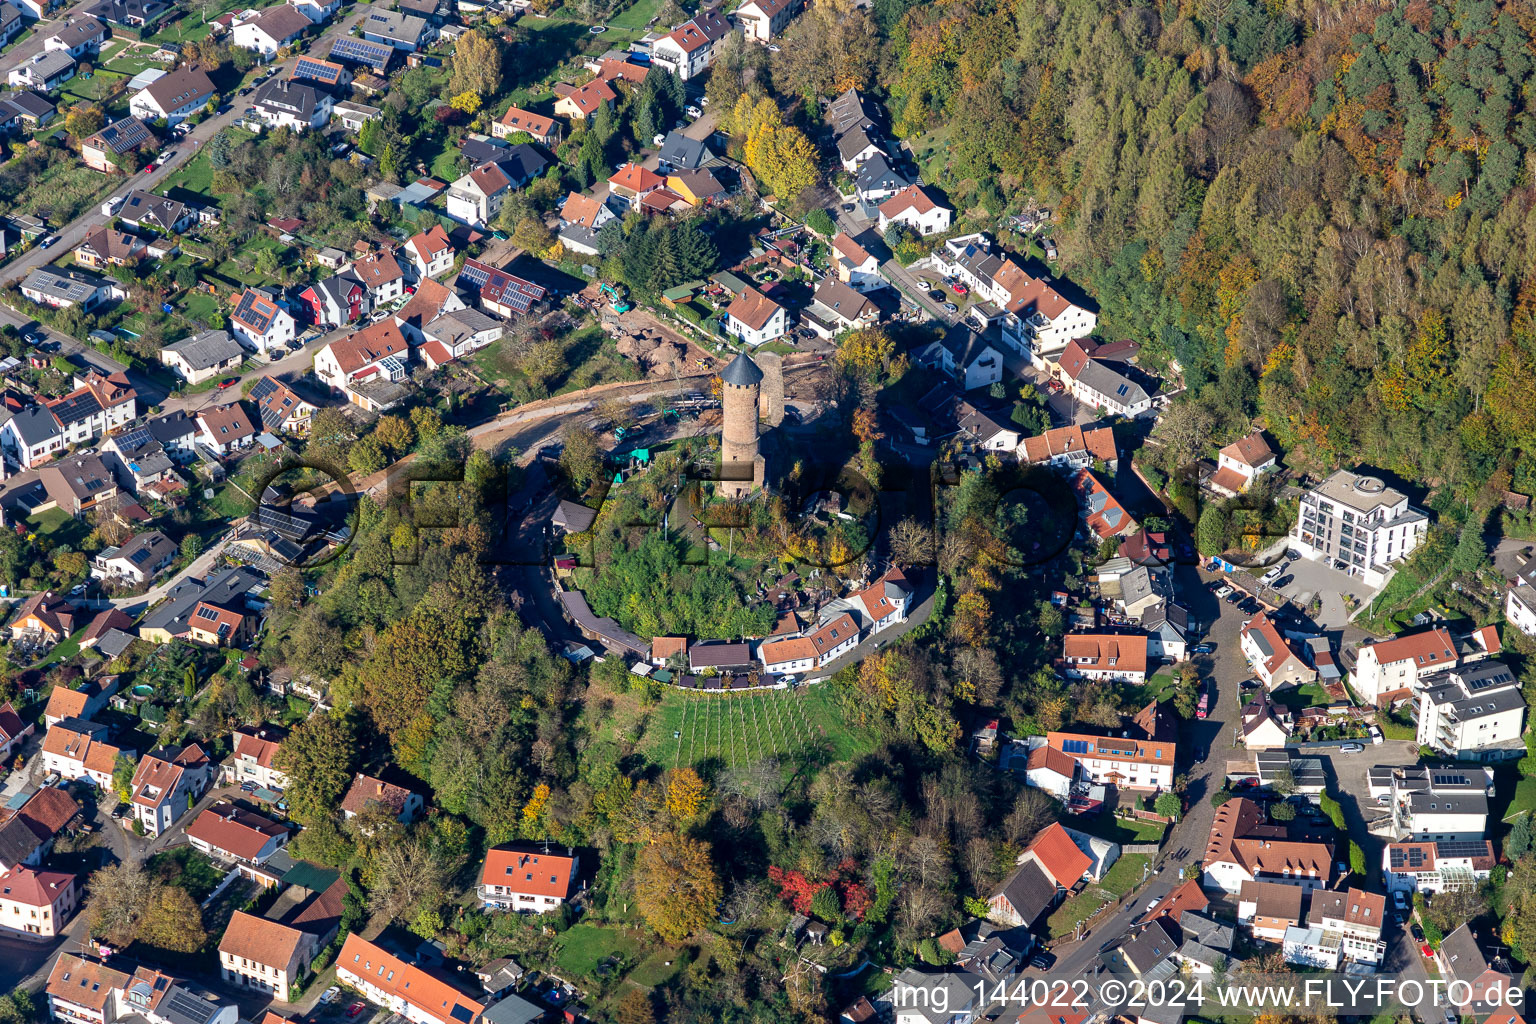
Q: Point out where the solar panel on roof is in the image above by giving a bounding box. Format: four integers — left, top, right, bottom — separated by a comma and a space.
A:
330, 36, 392, 69
1436, 840, 1491, 858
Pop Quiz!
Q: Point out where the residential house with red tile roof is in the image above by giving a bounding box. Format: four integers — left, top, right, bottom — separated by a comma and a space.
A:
0, 701, 32, 760
877, 184, 952, 236
1209, 430, 1277, 497
1353, 626, 1458, 706
1061, 632, 1148, 683
187, 802, 290, 864
606, 162, 664, 205
492, 105, 559, 145
1019, 424, 1117, 471
393, 276, 467, 343
249, 376, 315, 434
478, 844, 580, 912
649, 7, 730, 79
230, 287, 297, 355
352, 249, 406, 305
337, 935, 484, 1024
1203, 796, 1334, 893
219, 911, 315, 1002
46, 953, 131, 1024
1240, 612, 1317, 691
128, 743, 211, 836
404, 224, 455, 279
1045, 724, 1175, 791
456, 257, 545, 319
195, 402, 257, 455
9, 592, 80, 644
552, 76, 615, 120
1071, 468, 1138, 539
1055, 337, 1153, 416
829, 232, 881, 291
734, 0, 804, 41
340, 772, 423, 823
39, 722, 124, 787
0, 865, 76, 937
223, 724, 289, 790
1383, 839, 1496, 895
314, 320, 411, 405
724, 286, 787, 347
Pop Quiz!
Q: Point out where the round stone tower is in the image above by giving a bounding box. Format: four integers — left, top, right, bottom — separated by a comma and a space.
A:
719, 352, 764, 498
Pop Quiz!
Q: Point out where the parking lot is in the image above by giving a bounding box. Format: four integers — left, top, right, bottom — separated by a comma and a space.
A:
1263, 555, 1383, 629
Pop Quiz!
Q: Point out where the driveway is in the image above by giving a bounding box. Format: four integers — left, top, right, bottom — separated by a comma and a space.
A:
1266, 556, 1381, 629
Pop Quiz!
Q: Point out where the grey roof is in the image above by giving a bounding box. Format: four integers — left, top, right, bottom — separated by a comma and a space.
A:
891, 969, 980, 1024
836, 124, 882, 162
140, 565, 264, 635
112, 530, 176, 570
1406, 791, 1488, 816
362, 8, 428, 42
557, 588, 647, 656
812, 276, 873, 324
689, 642, 754, 668
96, 627, 138, 659
24, 51, 76, 81
1308, 469, 1412, 516
424, 307, 501, 348
253, 77, 325, 120
720, 352, 763, 386
1177, 937, 1229, 968
1122, 918, 1180, 974
496, 143, 549, 184
992, 860, 1056, 925
144, 409, 199, 445
1438, 924, 1494, 986
657, 130, 710, 170
1074, 357, 1152, 407
1179, 909, 1235, 951
0, 90, 56, 121
22, 266, 109, 304
551, 499, 596, 533
4, 405, 62, 446
854, 152, 908, 195
480, 995, 544, 1024
164, 329, 243, 372
1421, 661, 1523, 722
0, 816, 39, 867
827, 87, 881, 137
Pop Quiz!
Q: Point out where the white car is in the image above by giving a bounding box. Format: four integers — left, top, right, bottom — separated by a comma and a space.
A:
1368, 725, 1383, 744
685, 104, 702, 118
320, 987, 341, 1005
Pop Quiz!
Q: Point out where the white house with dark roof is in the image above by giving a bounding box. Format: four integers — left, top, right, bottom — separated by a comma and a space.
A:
1415, 661, 1526, 763
42, 15, 106, 57
360, 8, 433, 49
8, 51, 75, 90
92, 530, 176, 584
230, 287, 296, 355
128, 65, 214, 125
251, 77, 332, 131
159, 329, 244, 384
117, 190, 193, 234
231, 4, 312, 55
20, 266, 121, 310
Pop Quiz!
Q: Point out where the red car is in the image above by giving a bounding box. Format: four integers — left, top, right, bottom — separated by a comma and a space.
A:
143, 163, 157, 172
952, 282, 969, 295
216, 377, 239, 389
1420, 944, 1434, 960
345, 1003, 368, 1019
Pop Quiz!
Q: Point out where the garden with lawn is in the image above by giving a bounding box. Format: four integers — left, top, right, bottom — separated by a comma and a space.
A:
1046, 853, 1151, 939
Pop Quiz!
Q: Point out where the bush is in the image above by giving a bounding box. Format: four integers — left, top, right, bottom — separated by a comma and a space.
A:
1210, 787, 1231, 808
805, 208, 835, 237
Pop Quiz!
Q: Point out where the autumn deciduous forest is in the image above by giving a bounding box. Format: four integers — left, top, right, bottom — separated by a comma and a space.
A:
859, 0, 1536, 490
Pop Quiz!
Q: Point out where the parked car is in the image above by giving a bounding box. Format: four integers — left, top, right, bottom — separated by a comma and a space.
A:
1285, 548, 1301, 561
319, 988, 340, 1005
952, 282, 969, 295
1273, 575, 1294, 590
1340, 741, 1365, 753
1411, 922, 1424, 942
345, 1003, 368, 1020
1369, 724, 1383, 744
1029, 951, 1056, 970
943, 302, 958, 313
1393, 891, 1408, 911
685, 104, 702, 117
1192, 643, 1214, 655
216, 377, 239, 389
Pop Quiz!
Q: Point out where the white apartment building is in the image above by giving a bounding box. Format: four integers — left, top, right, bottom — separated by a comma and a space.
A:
1505, 574, 1536, 639
1415, 661, 1526, 762
1353, 627, 1458, 706
1291, 470, 1429, 588
337, 935, 484, 1024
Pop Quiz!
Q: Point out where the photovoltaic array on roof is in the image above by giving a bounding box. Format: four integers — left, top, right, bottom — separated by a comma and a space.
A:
1437, 840, 1494, 858
329, 36, 393, 70
292, 56, 342, 84
1389, 846, 1427, 869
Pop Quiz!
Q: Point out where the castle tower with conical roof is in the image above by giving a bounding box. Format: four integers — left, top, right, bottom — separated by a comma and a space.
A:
719, 352, 764, 498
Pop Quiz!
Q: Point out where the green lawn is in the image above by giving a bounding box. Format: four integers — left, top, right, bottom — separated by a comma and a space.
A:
1273, 681, 1334, 709
1505, 777, 1536, 822
1376, 709, 1416, 740
607, 0, 666, 30
625, 950, 682, 988
1064, 810, 1167, 845
641, 685, 874, 771
554, 923, 643, 978
28, 508, 92, 548
1126, 667, 1179, 706
179, 290, 222, 326
1046, 853, 1150, 939
147, 846, 225, 901
58, 70, 129, 105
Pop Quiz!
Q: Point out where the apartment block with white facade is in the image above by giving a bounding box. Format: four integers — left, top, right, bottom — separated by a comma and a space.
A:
1291, 470, 1429, 588
1414, 661, 1526, 762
